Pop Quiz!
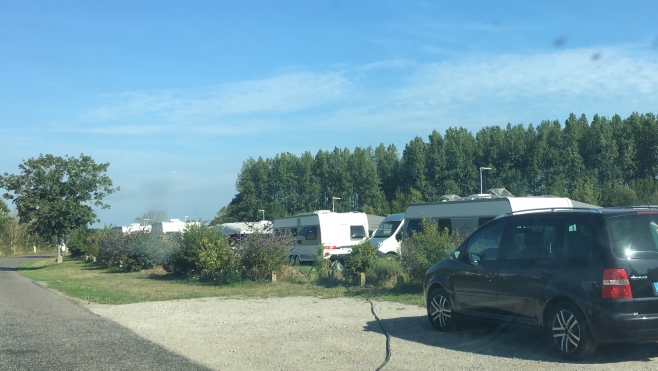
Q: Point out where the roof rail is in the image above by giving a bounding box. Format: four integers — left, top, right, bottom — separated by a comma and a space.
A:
502, 207, 603, 217
603, 205, 658, 210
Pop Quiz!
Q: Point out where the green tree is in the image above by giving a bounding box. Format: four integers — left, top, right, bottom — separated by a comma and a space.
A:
0, 154, 119, 262
0, 198, 11, 236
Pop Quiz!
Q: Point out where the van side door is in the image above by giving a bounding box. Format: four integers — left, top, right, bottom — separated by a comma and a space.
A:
496, 217, 559, 325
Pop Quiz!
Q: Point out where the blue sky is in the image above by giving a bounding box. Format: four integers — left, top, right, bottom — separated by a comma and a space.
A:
2, 1, 658, 226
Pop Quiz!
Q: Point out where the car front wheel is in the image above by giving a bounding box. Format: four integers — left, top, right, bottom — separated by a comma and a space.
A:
427, 288, 458, 331
548, 302, 598, 361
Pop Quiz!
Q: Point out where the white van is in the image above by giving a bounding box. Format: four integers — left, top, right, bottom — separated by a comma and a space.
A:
273, 210, 371, 262
370, 213, 405, 257
404, 193, 599, 238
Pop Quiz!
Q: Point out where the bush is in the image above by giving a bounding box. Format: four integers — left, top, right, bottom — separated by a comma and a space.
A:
169, 223, 233, 279
342, 240, 378, 283
400, 218, 460, 284
233, 229, 293, 281
312, 244, 330, 279
97, 229, 127, 268
123, 232, 180, 272
365, 258, 405, 288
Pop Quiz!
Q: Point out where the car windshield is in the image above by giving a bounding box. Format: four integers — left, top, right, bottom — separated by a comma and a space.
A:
608, 214, 658, 258
373, 221, 401, 238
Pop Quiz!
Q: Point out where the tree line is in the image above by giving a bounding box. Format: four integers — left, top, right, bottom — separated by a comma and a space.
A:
213, 112, 658, 224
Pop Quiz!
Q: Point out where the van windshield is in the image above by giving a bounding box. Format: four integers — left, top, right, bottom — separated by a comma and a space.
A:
373, 221, 401, 238
608, 214, 658, 258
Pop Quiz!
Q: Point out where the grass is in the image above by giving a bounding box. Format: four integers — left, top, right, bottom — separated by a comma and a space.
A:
18, 258, 425, 306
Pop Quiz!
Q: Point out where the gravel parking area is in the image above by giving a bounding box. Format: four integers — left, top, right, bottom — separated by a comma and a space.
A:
86, 297, 658, 370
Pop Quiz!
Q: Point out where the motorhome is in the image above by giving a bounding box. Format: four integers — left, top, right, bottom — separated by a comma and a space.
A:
216, 220, 272, 240
404, 189, 599, 238
151, 219, 197, 234
370, 213, 405, 257
273, 210, 377, 262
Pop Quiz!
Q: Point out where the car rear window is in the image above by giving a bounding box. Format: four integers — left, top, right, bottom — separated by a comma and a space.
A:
608, 215, 658, 258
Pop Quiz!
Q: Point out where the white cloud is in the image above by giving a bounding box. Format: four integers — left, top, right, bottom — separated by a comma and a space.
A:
80, 71, 352, 123
60, 45, 658, 137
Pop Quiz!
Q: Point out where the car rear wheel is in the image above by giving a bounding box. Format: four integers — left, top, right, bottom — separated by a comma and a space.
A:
548, 302, 598, 361
427, 288, 458, 331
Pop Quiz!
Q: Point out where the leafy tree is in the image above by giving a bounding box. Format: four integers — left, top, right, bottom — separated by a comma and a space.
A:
0, 198, 11, 236
374, 143, 401, 205
0, 154, 119, 261
400, 137, 430, 199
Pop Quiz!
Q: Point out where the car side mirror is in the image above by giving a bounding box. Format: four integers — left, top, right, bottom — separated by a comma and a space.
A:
468, 253, 481, 266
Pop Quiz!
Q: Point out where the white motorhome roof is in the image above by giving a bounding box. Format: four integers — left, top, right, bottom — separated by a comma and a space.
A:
273, 211, 370, 228
217, 221, 272, 235
405, 197, 599, 219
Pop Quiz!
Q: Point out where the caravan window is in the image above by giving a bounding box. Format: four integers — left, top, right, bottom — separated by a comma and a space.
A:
298, 226, 317, 240
406, 218, 451, 236
350, 225, 366, 239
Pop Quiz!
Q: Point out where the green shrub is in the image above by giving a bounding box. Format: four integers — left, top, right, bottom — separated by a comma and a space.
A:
312, 244, 330, 279
400, 218, 460, 284
365, 258, 405, 288
342, 240, 378, 283
97, 229, 127, 268
169, 224, 233, 278
233, 229, 293, 281
123, 232, 180, 272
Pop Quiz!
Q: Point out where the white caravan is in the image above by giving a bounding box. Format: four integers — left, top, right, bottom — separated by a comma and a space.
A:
370, 213, 405, 257
273, 210, 372, 262
404, 192, 599, 238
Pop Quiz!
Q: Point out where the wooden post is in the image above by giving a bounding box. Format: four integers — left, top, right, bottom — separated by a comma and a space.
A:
271, 271, 277, 283
360, 272, 366, 287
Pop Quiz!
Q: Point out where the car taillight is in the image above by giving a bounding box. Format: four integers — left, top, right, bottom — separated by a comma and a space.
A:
602, 268, 633, 299
324, 245, 338, 249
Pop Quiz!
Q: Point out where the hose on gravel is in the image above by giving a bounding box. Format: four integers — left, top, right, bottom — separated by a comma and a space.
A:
341, 283, 392, 370
368, 299, 392, 371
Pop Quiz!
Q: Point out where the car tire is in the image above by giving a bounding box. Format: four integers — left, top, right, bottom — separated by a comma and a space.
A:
427, 288, 458, 331
548, 302, 598, 361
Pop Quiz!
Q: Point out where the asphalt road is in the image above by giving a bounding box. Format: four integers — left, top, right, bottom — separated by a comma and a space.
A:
0, 255, 210, 371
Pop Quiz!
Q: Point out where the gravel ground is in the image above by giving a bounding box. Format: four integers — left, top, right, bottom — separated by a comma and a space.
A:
86, 297, 658, 371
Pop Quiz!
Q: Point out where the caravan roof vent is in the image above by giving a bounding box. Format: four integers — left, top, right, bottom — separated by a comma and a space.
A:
489, 188, 514, 198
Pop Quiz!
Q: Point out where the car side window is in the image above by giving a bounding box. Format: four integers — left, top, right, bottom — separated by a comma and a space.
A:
561, 219, 591, 257
504, 218, 559, 260
465, 222, 505, 261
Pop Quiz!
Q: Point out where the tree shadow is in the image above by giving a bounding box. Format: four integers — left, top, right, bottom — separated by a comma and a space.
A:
364, 315, 658, 364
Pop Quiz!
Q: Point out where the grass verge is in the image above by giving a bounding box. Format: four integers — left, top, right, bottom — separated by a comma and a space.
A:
18, 258, 424, 306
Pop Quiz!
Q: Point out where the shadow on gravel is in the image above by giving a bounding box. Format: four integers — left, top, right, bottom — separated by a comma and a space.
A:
364, 315, 658, 364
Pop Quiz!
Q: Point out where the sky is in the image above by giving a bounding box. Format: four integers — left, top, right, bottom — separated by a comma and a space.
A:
2, 0, 658, 227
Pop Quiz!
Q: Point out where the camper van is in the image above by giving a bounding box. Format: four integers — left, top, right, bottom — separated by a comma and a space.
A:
404, 193, 599, 238
273, 210, 376, 262
370, 213, 405, 257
